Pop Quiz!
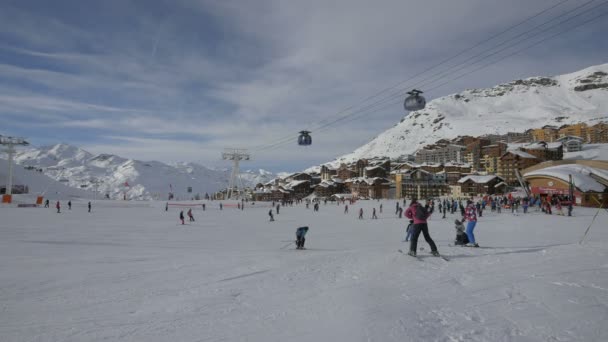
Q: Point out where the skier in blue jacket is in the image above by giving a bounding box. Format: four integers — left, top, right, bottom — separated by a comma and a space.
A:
295, 226, 309, 249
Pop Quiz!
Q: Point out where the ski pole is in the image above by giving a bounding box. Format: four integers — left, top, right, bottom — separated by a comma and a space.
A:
579, 199, 604, 244
280, 241, 295, 249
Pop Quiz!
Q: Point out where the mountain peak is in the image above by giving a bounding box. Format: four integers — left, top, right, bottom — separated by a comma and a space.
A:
336, 63, 608, 163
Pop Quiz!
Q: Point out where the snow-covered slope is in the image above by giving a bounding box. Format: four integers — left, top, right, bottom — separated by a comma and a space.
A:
14, 144, 276, 200
0, 158, 92, 200
1, 201, 607, 341
337, 63, 608, 162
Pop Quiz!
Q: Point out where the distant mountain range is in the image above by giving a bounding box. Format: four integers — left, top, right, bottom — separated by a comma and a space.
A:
332, 63, 608, 164
12, 144, 276, 200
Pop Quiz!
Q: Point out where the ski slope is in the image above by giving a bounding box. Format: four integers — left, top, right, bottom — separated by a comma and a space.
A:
1, 200, 607, 341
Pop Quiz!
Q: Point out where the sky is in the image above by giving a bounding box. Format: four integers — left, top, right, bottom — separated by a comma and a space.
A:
1, 0, 607, 172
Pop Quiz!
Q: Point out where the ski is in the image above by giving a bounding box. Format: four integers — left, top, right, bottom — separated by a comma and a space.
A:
398, 249, 422, 260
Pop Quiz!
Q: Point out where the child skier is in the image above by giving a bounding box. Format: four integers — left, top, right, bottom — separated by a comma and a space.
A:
454, 219, 469, 246
403, 220, 414, 242
295, 226, 309, 249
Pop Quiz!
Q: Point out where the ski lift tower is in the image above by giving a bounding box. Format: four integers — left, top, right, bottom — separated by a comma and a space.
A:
221, 148, 250, 199
1, 135, 29, 201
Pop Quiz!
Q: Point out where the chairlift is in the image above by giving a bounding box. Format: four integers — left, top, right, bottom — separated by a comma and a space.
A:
298, 131, 312, 146
404, 89, 426, 112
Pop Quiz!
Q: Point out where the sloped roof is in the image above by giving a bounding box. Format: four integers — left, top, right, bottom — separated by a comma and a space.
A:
506, 150, 537, 159
524, 164, 607, 192
458, 175, 503, 184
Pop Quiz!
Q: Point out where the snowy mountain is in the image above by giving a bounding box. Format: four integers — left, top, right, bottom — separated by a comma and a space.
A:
13, 144, 276, 200
0, 158, 92, 201
335, 63, 608, 163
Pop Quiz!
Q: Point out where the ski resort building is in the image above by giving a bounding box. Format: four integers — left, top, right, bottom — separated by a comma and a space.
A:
344, 177, 391, 199
523, 161, 608, 207
531, 125, 560, 142
457, 175, 505, 197
400, 169, 449, 199
498, 150, 540, 185
415, 144, 466, 164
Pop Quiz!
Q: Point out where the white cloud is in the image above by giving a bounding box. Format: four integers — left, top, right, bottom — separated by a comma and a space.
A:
2, 0, 607, 172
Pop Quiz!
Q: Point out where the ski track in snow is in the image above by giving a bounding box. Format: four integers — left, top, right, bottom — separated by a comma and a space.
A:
1, 200, 607, 341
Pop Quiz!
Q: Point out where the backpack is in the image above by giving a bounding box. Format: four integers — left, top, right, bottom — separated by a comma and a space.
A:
414, 204, 428, 220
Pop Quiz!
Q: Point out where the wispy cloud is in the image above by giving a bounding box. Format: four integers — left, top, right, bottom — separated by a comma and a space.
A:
1, 0, 607, 172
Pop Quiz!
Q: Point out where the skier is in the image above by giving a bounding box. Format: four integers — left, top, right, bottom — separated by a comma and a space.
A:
56, 201, 61, 213
219, 203, 223, 210
395, 202, 400, 215
88, 201, 91, 213
403, 219, 414, 242
567, 201, 573, 217
165, 202, 169, 211
463, 200, 479, 247
276, 204, 280, 214
442, 202, 447, 219
44, 199, 50, 208
556, 201, 564, 216
68, 200, 72, 210
379, 204, 383, 213
269, 209, 275, 222
372, 208, 378, 219
295, 226, 309, 249
187, 208, 195, 222
358, 208, 364, 219
404, 198, 439, 257
398, 206, 403, 219
344, 205, 349, 214
179, 210, 185, 225
202, 203, 206, 211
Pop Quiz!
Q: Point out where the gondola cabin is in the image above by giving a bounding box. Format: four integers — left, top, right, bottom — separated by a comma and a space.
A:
298, 131, 312, 146
404, 89, 426, 112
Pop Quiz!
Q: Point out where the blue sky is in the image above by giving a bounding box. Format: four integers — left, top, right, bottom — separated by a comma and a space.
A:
1, 0, 607, 172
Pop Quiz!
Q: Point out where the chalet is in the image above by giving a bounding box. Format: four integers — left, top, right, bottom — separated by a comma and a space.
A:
556, 136, 583, 152
283, 180, 312, 199
313, 179, 345, 198
364, 165, 388, 178
320, 165, 337, 180
457, 175, 505, 197
345, 177, 391, 199
284, 172, 313, 183
498, 150, 540, 185
336, 164, 357, 180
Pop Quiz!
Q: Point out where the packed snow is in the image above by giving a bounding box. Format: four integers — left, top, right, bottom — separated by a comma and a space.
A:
1, 199, 607, 341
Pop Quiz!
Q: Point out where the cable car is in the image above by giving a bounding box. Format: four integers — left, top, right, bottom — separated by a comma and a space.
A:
403, 89, 426, 112
298, 131, 312, 146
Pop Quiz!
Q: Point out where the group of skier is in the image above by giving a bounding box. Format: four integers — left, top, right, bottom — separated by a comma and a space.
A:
44, 199, 92, 213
